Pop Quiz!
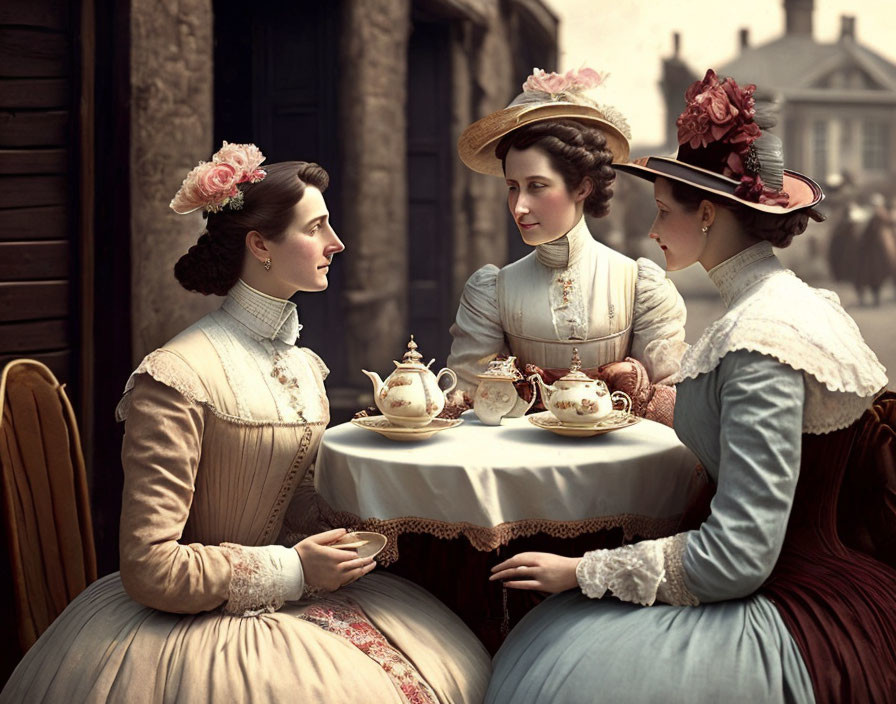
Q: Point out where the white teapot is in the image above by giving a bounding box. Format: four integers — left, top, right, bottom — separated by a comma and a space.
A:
531, 348, 631, 425
362, 336, 457, 428
473, 356, 536, 426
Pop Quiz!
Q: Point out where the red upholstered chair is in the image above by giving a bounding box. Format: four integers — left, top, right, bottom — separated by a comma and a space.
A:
0, 360, 97, 678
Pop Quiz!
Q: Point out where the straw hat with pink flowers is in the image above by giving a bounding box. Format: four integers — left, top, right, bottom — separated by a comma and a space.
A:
457, 67, 632, 177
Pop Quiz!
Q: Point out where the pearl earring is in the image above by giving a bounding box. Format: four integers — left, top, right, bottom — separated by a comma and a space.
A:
701, 226, 709, 234
263, 258, 272, 271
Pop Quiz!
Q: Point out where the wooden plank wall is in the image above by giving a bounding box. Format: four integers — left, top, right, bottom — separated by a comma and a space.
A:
0, 0, 74, 383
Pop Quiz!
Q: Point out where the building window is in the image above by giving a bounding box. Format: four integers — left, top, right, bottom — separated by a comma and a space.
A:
862, 121, 890, 171
812, 120, 828, 177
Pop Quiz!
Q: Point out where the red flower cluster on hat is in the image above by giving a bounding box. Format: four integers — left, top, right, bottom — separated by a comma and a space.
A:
677, 70, 759, 153
677, 70, 786, 206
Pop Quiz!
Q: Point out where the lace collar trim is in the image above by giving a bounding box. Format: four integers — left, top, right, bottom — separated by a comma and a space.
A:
674, 249, 888, 434
535, 216, 592, 269
222, 279, 302, 345
708, 241, 777, 308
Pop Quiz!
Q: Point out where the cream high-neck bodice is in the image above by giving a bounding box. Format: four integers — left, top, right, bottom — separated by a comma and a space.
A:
448, 218, 688, 393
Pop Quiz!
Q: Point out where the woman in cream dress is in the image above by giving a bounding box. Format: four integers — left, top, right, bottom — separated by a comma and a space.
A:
449, 68, 687, 400
486, 71, 895, 703
1, 147, 489, 703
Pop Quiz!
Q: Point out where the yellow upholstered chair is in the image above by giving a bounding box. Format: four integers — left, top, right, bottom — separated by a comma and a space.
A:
0, 359, 97, 662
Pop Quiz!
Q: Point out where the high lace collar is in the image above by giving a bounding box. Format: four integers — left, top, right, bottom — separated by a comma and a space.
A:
708, 241, 780, 308
535, 216, 593, 269
221, 279, 302, 344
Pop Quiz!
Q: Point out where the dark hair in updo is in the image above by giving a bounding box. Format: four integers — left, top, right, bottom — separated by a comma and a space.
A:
174, 161, 329, 295
494, 119, 616, 218
667, 178, 809, 248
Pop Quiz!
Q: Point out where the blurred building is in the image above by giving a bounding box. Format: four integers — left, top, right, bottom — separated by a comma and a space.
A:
0, 0, 558, 572
660, 0, 896, 189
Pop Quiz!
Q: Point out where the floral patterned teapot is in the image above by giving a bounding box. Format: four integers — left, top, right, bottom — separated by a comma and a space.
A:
362, 336, 458, 428
473, 356, 537, 426
530, 348, 631, 425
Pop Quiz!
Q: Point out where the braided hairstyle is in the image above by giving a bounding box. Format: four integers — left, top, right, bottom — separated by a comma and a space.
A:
174, 161, 329, 295
668, 178, 809, 248
494, 119, 616, 218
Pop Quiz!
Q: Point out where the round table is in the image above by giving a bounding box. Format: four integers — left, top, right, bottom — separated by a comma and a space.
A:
315, 411, 705, 650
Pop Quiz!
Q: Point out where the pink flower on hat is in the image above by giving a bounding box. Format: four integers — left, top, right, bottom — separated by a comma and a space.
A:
198, 162, 238, 197
170, 142, 267, 214
214, 141, 266, 183
522, 67, 608, 97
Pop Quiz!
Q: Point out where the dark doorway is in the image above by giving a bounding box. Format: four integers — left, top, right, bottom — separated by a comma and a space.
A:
406, 20, 454, 365
214, 0, 345, 381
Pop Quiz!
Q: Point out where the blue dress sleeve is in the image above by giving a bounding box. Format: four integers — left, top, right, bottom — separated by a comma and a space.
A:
683, 349, 805, 602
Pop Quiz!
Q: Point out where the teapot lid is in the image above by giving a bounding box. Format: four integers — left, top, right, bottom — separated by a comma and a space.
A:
394, 335, 435, 370
475, 356, 523, 381
558, 348, 592, 383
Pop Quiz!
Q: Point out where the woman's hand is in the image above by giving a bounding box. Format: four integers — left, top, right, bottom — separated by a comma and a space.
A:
490, 552, 581, 593
295, 528, 376, 592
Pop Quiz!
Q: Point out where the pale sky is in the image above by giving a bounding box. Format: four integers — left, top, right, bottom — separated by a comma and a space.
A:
554, 0, 896, 147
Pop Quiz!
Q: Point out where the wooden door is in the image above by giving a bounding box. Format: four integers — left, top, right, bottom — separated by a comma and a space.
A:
406, 20, 454, 365
0, 1, 77, 384
214, 0, 344, 379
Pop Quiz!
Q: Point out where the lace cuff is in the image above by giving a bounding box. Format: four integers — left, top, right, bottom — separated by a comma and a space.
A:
655, 533, 699, 606
220, 544, 304, 616
576, 534, 700, 607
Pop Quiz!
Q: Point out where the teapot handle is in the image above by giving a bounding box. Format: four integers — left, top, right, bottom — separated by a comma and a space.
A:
437, 368, 458, 395
611, 390, 632, 415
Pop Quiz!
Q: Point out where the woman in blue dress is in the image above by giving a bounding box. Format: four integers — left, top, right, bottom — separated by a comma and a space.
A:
485, 69, 896, 703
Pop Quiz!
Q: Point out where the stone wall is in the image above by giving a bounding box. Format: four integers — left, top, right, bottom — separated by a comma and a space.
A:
339, 0, 413, 373
448, 3, 517, 300
130, 0, 217, 364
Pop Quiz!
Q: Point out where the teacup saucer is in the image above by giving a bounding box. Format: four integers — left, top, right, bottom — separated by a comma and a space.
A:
331, 531, 388, 559
351, 416, 463, 441
527, 410, 640, 437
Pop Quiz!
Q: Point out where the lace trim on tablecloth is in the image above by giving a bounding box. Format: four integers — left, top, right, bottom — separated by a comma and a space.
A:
314, 506, 683, 566
299, 595, 439, 704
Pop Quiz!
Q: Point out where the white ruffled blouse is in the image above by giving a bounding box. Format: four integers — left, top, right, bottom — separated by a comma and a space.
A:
671, 241, 888, 434
447, 217, 687, 393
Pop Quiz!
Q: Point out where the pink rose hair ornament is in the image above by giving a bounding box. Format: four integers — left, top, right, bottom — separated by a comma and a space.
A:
614, 69, 823, 218
458, 66, 632, 177
170, 141, 267, 214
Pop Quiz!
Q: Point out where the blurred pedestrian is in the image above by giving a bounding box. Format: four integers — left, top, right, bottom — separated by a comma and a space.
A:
827, 201, 862, 294
857, 193, 896, 306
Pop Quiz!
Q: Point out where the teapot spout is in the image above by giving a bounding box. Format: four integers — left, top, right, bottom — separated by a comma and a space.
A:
361, 369, 384, 398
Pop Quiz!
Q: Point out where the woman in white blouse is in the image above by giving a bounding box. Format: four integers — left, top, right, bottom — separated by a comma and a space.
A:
449, 68, 687, 402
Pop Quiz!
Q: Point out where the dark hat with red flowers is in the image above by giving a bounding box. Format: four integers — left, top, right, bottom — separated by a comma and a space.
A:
613, 69, 823, 218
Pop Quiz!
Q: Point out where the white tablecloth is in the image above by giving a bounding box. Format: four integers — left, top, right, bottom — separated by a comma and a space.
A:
316, 411, 701, 553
